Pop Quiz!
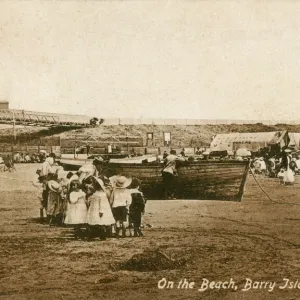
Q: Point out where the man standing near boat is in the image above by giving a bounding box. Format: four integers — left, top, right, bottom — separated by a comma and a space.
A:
162, 150, 185, 200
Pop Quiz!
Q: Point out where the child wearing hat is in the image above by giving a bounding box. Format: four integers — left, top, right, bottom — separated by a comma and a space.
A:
85, 176, 115, 240
47, 180, 67, 226
64, 180, 87, 239
109, 175, 132, 238
128, 178, 146, 237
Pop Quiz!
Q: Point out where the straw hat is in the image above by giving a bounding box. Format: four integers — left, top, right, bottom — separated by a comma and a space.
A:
48, 180, 61, 193
69, 174, 79, 182
111, 175, 132, 188
93, 156, 104, 165
93, 176, 105, 191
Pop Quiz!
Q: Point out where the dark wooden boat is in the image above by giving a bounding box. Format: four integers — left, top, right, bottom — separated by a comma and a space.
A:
60, 157, 249, 201
104, 160, 249, 201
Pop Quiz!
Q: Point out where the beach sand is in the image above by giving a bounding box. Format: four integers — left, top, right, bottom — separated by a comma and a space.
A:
1, 164, 300, 299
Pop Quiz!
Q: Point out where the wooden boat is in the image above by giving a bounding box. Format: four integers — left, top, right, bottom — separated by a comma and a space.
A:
58, 158, 90, 171
105, 160, 249, 201
58, 153, 129, 171
59, 156, 250, 201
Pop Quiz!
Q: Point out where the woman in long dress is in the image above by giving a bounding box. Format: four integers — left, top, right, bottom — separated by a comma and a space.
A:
281, 149, 295, 185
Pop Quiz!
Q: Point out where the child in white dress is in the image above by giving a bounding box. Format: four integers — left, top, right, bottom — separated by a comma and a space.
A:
64, 180, 87, 239
84, 176, 115, 240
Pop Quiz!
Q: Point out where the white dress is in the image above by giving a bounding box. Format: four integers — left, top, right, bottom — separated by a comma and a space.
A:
284, 156, 295, 184
86, 191, 115, 226
64, 190, 87, 224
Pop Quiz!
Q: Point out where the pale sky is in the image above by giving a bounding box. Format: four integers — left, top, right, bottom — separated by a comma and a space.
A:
1, 1, 300, 120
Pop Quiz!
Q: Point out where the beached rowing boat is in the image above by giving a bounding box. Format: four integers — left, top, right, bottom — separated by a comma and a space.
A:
106, 160, 249, 201
58, 153, 130, 170
59, 157, 249, 201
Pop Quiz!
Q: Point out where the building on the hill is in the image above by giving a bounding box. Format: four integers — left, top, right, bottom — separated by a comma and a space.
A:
0, 101, 9, 110
210, 131, 290, 153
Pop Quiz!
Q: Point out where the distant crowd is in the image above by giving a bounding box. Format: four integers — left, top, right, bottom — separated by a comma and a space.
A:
250, 147, 299, 185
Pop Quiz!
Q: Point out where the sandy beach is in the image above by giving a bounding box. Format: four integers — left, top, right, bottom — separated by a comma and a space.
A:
1, 164, 300, 300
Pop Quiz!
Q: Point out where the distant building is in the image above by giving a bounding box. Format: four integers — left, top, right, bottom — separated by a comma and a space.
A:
210, 131, 289, 153
0, 101, 9, 110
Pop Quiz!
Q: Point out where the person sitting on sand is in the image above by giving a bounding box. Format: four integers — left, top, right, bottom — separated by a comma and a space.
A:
3, 155, 16, 172
24, 153, 31, 163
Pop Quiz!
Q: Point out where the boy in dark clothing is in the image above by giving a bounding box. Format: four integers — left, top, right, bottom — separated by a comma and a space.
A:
128, 178, 146, 237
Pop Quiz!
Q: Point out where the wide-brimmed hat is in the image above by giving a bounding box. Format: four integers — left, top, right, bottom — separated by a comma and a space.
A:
93, 156, 104, 165
69, 174, 79, 182
111, 175, 132, 188
78, 164, 96, 182
93, 176, 105, 191
48, 180, 61, 193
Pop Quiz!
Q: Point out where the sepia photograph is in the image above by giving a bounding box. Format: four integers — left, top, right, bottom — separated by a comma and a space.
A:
1, 1, 300, 299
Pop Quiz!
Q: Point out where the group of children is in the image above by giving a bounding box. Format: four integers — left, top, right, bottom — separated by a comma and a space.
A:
38, 167, 147, 240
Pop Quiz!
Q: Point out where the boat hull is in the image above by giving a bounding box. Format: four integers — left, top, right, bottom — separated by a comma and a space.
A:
59, 159, 249, 201
104, 160, 249, 201
58, 159, 89, 171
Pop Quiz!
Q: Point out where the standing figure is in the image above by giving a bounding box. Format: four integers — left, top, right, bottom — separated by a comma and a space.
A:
38, 153, 57, 218
281, 148, 295, 185
161, 150, 185, 199
110, 175, 132, 238
64, 180, 87, 239
47, 180, 66, 226
86, 144, 91, 156
180, 148, 186, 157
107, 143, 112, 154
128, 178, 146, 237
85, 176, 115, 240
163, 151, 168, 159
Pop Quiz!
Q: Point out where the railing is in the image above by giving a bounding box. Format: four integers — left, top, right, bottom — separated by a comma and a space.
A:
1, 109, 299, 126
0, 109, 90, 126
